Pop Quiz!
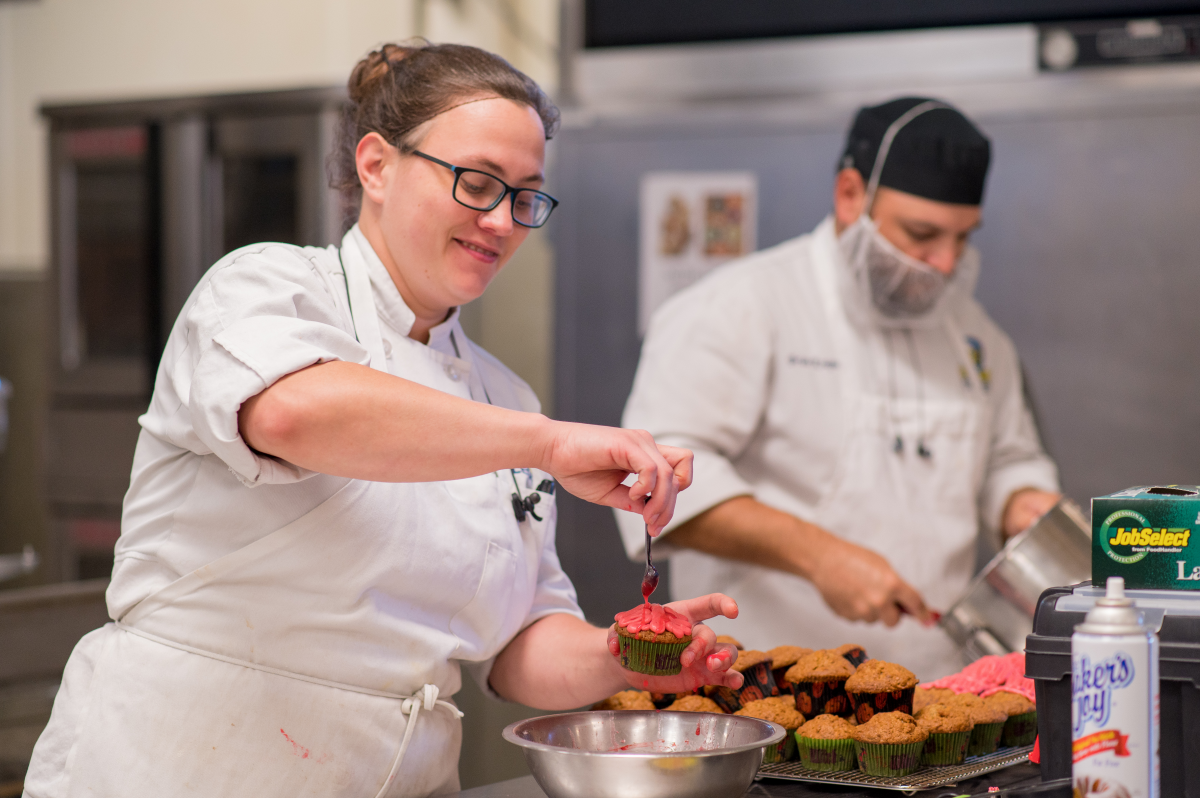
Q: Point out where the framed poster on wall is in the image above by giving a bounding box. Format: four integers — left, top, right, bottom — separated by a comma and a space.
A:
638, 171, 758, 334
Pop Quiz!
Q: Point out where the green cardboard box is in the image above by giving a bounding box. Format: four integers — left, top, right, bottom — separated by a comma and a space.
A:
1093, 485, 1200, 589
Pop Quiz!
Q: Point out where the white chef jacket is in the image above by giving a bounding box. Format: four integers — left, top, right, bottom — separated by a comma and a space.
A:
25, 227, 583, 798
616, 215, 1058, 679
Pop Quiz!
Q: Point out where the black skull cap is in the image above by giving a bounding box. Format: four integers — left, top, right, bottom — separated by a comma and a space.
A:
840, 97, 991, 206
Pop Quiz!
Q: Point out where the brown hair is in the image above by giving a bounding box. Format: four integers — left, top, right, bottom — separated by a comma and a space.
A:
330, 40, 560, 231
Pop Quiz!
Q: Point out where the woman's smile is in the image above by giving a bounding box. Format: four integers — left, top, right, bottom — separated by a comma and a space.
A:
455, 236, 501, 263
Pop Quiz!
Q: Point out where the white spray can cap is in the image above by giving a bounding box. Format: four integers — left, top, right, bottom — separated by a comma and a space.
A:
1076, 576, 1144, 635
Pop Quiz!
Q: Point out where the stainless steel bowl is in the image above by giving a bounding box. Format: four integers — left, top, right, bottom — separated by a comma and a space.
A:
503, 710, 784, 798
942, 498, 1091, 660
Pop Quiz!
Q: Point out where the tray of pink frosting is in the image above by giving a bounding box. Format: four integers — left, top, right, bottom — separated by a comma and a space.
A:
920, 652, 1036, 703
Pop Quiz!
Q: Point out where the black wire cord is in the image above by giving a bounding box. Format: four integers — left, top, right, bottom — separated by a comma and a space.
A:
450, 329, 555, 522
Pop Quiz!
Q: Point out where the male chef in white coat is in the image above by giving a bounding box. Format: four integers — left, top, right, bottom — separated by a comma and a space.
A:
616, 97, 1061, 678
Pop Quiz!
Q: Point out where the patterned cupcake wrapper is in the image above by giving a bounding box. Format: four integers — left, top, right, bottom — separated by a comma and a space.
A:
771, 667, 795, 695
707, 661, 779, 713
791, 678, 852, 718
761, 730, 798, 764
838, 645, 869, 668
921, 730, 971, 766
854, 740, 925, 777
1001, 710, 1038, 747
966, 721, 1005, 757
794, 735, 857, 772
617, 634, 689, 676
848, 686, 916, 725
650, 692, 679, 710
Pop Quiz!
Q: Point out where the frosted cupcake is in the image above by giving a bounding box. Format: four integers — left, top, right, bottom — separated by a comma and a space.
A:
614, 603, 692, 676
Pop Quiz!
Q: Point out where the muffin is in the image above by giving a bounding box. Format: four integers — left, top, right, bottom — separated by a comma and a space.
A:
914, 704, 973, 766
591, 690, 656, 711
850, 712, 928, 777
943, 694, 1007, 756
665, 694, 725, 713
614, 603, 693, 676
784, 650, 856, 718
715, 635, 744, 650
649, 692, 678, 710
833, 643, 869, 668
985, 691, 1037, 746
845, 660, 919, 724
735, 697, 804, 763
913, 686, 954, 712
794, 714, 857, 772
766, 646, 812, 695
704, 650, 779, 712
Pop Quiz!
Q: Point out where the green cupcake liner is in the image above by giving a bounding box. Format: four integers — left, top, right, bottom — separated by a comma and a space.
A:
966, 721, 1004, 757
617, 634, 689, 675
1001, 710, 1038, 747
921, 730, 970, 766
854, 740, 925, 777
761, 731, 798, 764
795, 734, 856, 772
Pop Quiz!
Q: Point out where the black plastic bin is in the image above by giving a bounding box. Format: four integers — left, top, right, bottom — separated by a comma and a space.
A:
1025, 583, 1200, 796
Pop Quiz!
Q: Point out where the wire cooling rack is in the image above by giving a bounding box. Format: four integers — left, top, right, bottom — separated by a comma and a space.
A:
756, 745, 1034, 795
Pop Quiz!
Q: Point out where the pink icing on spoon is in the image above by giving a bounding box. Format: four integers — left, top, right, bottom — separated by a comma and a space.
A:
614, 603, 692, 639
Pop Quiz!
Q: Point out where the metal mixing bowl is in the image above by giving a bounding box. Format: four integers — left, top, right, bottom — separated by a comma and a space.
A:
503, 710, 784, 798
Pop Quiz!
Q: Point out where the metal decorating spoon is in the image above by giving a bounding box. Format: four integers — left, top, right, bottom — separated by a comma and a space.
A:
641, 526, 659, 602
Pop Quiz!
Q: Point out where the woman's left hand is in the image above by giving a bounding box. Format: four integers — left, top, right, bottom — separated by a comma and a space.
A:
607, 593, 743, 693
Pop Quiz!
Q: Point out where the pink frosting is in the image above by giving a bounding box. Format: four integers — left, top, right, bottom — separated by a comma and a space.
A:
919, 652, 1036, 704
614, 602, 692, 638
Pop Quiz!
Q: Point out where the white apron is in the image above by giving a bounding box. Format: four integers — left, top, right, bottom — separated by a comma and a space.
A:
25, 233, 556, 798
670, 228, 991, 679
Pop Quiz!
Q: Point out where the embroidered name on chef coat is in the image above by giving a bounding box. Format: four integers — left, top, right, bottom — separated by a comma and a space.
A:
788, 355, 838, 369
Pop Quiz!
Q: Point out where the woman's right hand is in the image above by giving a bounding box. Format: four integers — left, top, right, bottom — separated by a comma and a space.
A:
538, 421, 692, 536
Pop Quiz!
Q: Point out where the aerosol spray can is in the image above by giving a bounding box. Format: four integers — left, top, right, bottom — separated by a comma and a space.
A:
1072, 576, 1160, 798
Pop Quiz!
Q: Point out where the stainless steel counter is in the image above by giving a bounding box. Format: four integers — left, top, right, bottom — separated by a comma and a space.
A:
451, 762, 1050, 798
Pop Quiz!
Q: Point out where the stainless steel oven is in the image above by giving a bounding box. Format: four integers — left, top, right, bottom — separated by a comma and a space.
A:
42, 88, 346, 580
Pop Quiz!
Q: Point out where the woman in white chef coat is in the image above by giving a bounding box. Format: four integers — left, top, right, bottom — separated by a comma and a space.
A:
24, 43, 742, 798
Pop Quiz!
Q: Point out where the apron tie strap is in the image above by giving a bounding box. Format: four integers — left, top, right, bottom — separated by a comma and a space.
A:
374, 684, 464, 798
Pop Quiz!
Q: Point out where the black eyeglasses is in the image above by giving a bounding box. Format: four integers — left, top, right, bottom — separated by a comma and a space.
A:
413, 151, 559, 228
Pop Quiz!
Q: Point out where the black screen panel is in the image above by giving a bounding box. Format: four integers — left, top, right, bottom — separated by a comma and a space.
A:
585, 0, 1200, 48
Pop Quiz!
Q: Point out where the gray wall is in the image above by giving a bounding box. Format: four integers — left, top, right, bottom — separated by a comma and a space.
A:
552, 100, 1200, 625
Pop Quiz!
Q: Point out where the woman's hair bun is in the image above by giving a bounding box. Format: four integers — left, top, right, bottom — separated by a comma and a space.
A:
347, 42, 417, 104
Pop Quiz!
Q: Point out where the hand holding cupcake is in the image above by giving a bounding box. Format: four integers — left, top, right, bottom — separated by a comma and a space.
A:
607, 593, 743, 694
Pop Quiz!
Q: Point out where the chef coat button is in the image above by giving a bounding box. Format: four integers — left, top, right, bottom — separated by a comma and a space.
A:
383, 339, 392, 356
446, 365, 461, 381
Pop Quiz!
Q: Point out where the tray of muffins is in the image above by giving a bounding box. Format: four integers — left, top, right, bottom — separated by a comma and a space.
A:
593, 636, 1037, 794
